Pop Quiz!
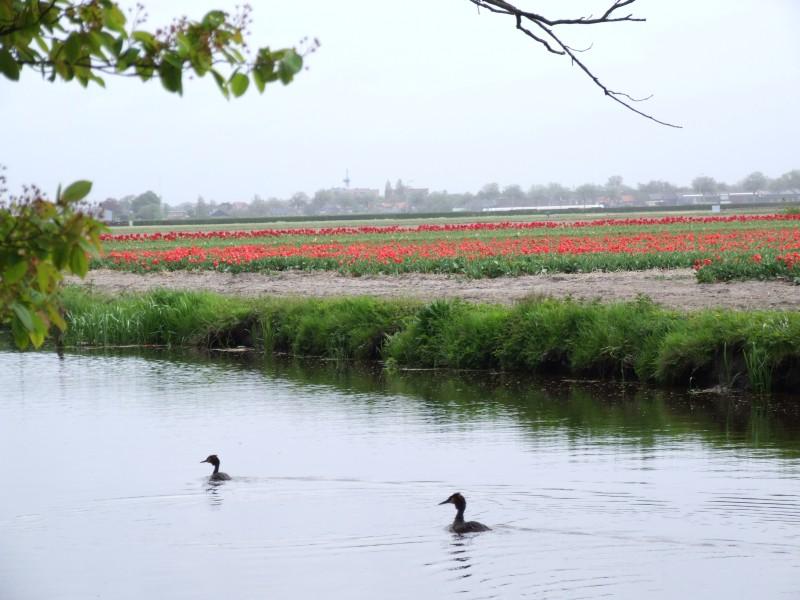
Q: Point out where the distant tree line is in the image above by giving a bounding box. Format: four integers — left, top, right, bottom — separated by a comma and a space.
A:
100, 170, 800, 221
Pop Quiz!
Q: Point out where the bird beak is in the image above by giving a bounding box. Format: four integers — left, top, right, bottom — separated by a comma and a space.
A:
200, 459, 209, 463
438, 498, 451, 505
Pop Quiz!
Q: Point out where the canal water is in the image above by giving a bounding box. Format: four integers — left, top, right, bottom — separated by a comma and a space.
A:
1, 350, 799, 599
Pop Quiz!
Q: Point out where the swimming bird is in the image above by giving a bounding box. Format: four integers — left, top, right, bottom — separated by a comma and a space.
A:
439, 492, 490, 533
200, 454, 231, 481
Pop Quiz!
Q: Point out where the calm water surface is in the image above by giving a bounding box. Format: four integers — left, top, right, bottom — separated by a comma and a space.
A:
1, 350, 799, 599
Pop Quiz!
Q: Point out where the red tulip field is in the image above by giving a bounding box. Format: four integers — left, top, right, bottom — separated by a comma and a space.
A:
95, 214, 800, 281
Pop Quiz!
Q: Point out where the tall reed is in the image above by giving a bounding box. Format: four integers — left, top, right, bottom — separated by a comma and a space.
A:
57, 287, 800, 392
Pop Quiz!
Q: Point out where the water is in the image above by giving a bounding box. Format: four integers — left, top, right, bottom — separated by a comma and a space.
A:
1, 350, 799, 599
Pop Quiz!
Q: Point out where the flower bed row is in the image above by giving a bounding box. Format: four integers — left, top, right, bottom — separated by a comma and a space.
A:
99, 213, 800, 244
93, 228, 800, 279
694, 252, 800, 283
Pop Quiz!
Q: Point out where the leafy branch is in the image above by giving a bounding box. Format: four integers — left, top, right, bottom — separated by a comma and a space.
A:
1, 178, 104, 348
0, 0, 317, 96
1, 1, 315, 349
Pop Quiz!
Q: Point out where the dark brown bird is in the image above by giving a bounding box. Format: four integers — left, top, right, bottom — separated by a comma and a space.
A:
200, 454, 231, 481
439, 492, 490, 533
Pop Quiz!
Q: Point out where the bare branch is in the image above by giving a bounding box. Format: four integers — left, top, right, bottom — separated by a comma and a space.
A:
468, 0, 681, 128
515, 14, 562, 55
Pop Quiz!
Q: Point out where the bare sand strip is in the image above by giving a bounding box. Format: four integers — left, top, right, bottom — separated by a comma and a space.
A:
69, 268, 800, 312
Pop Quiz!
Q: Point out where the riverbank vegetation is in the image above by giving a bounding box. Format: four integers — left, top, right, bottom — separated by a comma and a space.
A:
59, 287, 800, 394
93, 214, 800, 283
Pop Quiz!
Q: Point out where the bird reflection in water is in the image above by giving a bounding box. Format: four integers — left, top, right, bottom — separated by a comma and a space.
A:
447, 539, 473, 579
205, 479, 226, 508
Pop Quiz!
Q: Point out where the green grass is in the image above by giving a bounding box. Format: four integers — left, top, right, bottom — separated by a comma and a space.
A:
60, 287, 254, 347
254, 296, 416, 360
57, 287, 800, 393
694, 250, 800, 283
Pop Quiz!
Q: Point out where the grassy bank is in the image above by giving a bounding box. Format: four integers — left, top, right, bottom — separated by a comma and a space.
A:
59, 287, 800, 393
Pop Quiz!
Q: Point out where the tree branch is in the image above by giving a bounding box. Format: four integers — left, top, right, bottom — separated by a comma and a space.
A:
468, 0, 681, 128
0, 2, 61, 37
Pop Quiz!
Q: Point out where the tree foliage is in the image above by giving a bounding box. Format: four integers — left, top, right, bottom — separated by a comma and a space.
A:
0, 176, 103, 348
0, 0, 310, 95
1, 1, 308, 348
691, 176, 717, 195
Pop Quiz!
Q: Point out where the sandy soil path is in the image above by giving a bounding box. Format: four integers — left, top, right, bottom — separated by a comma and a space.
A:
68, 269, 800, 311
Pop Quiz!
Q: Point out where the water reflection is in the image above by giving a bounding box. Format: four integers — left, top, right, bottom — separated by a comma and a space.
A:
200, 349, 800, 455
205, 479, 226, 508
1, 348, 799, 600
446, 539, 473, 578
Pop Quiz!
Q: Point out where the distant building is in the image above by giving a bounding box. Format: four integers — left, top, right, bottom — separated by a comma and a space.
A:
328, 187, 380, 199
385, 180, 429, 202
482, 204, 604, 212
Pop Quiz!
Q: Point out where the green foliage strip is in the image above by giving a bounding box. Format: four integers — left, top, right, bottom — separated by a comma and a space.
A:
0, 182, 104, 348
0, 1, 306, 94
57, 288, 800, 393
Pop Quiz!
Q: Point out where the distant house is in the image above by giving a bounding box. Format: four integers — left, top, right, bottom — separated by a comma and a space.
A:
166, 209, 189, 219
329, 187, 380, 199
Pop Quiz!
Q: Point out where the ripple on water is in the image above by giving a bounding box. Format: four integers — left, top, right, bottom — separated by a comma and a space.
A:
2, 350, 800, 600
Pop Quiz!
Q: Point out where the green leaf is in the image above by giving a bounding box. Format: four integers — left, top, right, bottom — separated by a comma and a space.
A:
28, 327, 45, 349
176, 33, 192, 57
159, 60, 183, 94
136, 62, 154, 81
68, 247, 89, 277
53, 243, 68, 270
202, 10, 226, 29
162, 52, 182, 69
211, 69, 229, 99
97, 32, 119, 54
87, 32, 106, 56
36, 261, 56, 292
47, 305, 67, 332
3, 260, 28, 285
132, 31, 157, 50
89, 72, 106, 88
116, 48, 140, 71
112, 35, 125, 56
61, 180, 93, 202
11, 319, 30, 350
34, 34, 49, 54
230, 72, 249, 97
77, 237, 100, 257
28, 312, 47, 348
252, 67, 265, 93
103, 5, 127, 33
278, 51, 303, 85
283, 50, 303, 74
64, 33, 82, 63
190, 50, 212, 76
11, 302, 35, 332
0, 48, 20, 81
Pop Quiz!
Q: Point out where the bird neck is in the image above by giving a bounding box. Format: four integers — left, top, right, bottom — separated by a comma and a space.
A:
212, 462, 220, 474
454, 507, 465, 524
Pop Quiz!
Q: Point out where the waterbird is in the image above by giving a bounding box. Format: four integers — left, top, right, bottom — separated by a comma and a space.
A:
439, 492, 490, 533
200, 454, 231, 481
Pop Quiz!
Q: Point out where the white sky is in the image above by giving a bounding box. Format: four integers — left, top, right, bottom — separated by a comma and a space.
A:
2, 0, 799, 204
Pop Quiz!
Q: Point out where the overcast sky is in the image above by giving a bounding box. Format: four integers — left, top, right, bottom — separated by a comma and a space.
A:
2, 0, 799, 204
